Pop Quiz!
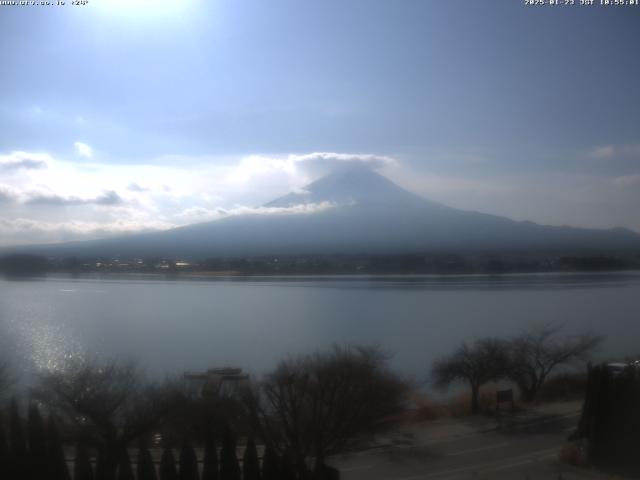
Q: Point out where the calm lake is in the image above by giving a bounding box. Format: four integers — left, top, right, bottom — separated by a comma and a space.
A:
1, 272, 639, 386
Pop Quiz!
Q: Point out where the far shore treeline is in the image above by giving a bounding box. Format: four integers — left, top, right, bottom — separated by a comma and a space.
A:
1, 252, 639, 276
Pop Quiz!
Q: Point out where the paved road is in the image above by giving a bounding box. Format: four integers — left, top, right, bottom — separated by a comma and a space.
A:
332, 410, 608, 479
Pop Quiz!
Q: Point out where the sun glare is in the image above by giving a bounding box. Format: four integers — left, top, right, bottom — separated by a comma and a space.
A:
92, 0, 194, 20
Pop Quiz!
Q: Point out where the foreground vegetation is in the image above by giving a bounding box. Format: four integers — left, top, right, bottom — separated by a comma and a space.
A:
0, 325, 623, 479
431, 325, 601, 413
574, 362, 640, 476
0, 345, 408, 479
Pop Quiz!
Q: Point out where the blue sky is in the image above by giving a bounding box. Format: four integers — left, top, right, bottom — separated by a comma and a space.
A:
1, 0, 639, 245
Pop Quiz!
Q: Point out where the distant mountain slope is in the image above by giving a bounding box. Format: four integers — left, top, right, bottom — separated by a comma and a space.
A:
5, 166, 640, 258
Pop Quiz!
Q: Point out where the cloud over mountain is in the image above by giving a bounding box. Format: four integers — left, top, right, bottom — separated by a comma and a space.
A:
291, 152, 396, 174
225, 152, 396, 188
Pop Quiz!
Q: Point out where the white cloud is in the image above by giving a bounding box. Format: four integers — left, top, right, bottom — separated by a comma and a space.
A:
226, 152, 396, 182
74, 141, 94, 158
0, 185, 20, 203
613, 174, 640, 189
293, 152, 396, 170
176, 206, 219, 219
0, 200, 339, 246
587, 145, 616, 161
1, 148, 384, 244
220, 201, 338, 216
25, 190, 123, 207
127, 182, 149, 192
0, 151, 50, 171
223, 152, 398, 199
0, 217, 176, 245
586, 144, 640, 161
176, 201, 338, 221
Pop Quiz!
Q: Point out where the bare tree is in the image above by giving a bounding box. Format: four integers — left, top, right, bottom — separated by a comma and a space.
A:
431, 338, 509, 414
245, 345, 408, 477
33, 358, 182, 478
507, 325, 601, 401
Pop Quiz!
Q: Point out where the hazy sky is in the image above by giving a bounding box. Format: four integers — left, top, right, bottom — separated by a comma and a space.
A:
1, 0, 639, 245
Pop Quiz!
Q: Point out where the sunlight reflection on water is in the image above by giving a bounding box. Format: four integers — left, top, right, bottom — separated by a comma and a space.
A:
1, 272, 639, 384
1, 297, 85, 378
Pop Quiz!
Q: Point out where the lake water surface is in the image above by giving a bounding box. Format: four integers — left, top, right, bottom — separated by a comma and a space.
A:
1, 272, 639, 385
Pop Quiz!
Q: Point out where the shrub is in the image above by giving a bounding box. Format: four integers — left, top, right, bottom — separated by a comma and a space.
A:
539, 373, 587, 402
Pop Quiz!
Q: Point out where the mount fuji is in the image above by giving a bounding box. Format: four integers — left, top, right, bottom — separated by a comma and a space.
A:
7, 166, 640, 259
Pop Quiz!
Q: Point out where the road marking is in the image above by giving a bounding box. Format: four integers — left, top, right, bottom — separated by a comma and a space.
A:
445, 442, 509, 457
391, 447, 559, 480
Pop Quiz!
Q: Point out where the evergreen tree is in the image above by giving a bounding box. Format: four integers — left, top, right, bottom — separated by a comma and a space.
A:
117, 449, 135, 480
578, 363, 640, 472
136, 444, 157, 480
201, 436, 219, 480
280, 450, 296, 480
179, 441, 199, 480
96, 447, 117, 480
9, 399, 28, 480
47, 415, 71, 480
159, 448, 178, 480
219, 425, 241, 480
0, 416, 9, 480
260, 444, 279, 480
74, 442, 95, 480
242, 437, 260, 480
28, 403, 48, 480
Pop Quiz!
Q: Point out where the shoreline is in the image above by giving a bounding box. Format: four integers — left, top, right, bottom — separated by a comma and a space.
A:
3, 268, 640, 282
